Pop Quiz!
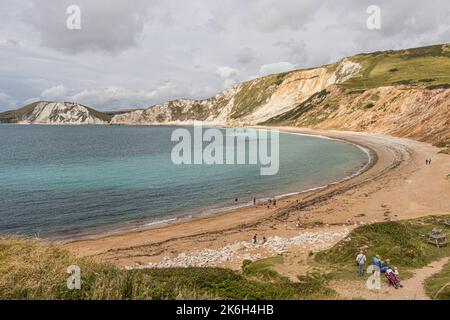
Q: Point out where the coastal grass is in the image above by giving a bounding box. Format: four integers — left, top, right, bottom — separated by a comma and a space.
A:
424, 260, 450, 300
0, 102, 40, 123
0, 237, 335, 300
3, 215, 449, 300
315, 215, 450, 273
340, 44, 450, 89
434, 140, 450, 155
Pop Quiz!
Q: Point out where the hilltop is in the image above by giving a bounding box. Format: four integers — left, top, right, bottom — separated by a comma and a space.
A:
1, 43, 449, 143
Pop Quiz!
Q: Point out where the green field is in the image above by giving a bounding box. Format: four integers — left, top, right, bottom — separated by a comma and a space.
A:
341, 44, 450, 89
425, 260, 450, 300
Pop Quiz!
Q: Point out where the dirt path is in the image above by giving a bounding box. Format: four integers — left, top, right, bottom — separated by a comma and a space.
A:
332, 257, 450, 300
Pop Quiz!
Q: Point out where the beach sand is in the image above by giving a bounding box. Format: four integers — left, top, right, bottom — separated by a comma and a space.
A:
63, 127, 450, 269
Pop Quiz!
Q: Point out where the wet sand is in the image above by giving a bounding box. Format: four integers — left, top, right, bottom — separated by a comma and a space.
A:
63, 127, 450, 268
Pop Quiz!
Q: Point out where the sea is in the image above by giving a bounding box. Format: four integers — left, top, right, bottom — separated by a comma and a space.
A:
0, 125, 369, 240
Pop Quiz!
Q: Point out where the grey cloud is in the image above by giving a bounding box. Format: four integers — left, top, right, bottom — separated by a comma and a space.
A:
210, 0, 323, 33
275, 39, 307, 66
0, 0, 449, 111
236, 47, 257, 64
24, 0, 153, 54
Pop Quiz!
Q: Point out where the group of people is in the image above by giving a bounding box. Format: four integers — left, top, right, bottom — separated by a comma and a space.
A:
355, 251, 403, 289
425, 158, 432, 165
252, 234, 267, 245
235, 197, 275, 207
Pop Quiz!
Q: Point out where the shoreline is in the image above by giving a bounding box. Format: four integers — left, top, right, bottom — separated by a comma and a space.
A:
59, 126, 449, 268
47, 127, 373, 243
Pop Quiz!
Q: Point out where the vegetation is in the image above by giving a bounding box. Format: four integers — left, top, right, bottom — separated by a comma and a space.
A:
316, 215, 450, 270
434, 140, 450, 155
0, 237, 335, 300
83, 105, 114, 122
231, 73, 288, 119
340, 44, 450, 89
434, 140, 450, 148
425, 260, 450, 300
0, 101, 113, 123
1, 215, 449, 300
261, 89, 329, 126
0, 102, 41, 123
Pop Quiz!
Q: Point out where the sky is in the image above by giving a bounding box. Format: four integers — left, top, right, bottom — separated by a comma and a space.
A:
0, 0, 449, 111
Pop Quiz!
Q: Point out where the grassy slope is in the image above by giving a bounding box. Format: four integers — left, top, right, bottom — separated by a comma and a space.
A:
0, 102, 41, 123
0, 237, 335, 300
2, 215, 449, 300
230, 72, 288, 119
0, 102, 113, 123
315, 215, 450, 284
425, 260, 450, 300
340, 43, 450, 89
434, 140, 450, 155
261, 44, 450, 143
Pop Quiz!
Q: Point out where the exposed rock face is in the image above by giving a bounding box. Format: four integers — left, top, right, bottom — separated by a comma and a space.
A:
265, 85, 450, 144
111, 59, 360, 126
2, 44, 449, 144
16, 102, 108, 125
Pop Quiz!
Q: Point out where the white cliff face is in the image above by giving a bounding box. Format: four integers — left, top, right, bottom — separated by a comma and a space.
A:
17, 102, 107, 125
6, 60, 361, 127
111, 59, 362, 126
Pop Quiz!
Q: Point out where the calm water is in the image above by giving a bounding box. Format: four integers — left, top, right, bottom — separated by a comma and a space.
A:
0, 125, 368, 239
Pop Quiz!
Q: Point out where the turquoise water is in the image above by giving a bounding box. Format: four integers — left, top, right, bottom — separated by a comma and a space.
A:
0, 125, 368, 239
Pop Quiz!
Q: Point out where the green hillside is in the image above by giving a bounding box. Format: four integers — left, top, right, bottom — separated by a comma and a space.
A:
341, 43, 450, 89
0, 102, 41, 123
0, 237, 335, 300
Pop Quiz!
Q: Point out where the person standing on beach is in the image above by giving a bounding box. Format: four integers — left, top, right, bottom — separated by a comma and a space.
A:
356, 251, 367, 276
252, 234, 257, 245
253, 197, 256, 205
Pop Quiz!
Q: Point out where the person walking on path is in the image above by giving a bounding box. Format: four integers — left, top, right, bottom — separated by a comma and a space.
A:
356, 251, 367, 276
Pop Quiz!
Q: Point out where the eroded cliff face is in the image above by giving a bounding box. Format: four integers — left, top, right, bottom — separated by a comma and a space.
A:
265, 85, 450, 144
111, 59, 361, 126
3, 44, 449, 145
16, 102, 108, 125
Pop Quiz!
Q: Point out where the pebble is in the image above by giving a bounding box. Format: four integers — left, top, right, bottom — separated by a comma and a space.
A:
127, 230, 349, 270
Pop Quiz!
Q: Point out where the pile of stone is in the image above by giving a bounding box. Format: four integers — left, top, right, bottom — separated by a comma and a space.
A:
126, 229, 350, 270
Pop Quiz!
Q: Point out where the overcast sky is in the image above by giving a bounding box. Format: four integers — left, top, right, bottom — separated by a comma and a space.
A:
0, 0, 449, 111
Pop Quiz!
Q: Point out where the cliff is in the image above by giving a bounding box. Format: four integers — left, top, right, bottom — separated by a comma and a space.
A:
1, 43, 449, 144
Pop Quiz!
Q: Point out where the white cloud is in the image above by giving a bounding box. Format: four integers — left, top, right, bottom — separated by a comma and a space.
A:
69, 82, 188, 109
215, 66, 240, 79
215, 66, 241, 87
259, 62, 297, 76
41, 85, 67, 100
25, 0, 152, 54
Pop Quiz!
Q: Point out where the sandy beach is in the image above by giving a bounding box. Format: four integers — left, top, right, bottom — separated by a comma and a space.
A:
63, 127, 450, 269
